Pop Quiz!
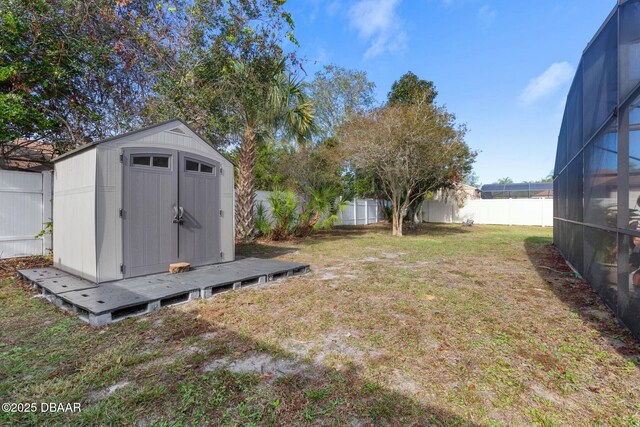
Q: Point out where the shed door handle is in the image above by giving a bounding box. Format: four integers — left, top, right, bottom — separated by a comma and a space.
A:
172, 205, 184, 224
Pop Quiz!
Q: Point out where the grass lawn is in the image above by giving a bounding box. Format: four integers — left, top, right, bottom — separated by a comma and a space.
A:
1, 223, 640, 426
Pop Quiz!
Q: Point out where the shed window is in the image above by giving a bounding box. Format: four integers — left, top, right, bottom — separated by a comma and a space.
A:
200, 163, 213, 173
152, 156, 169, 168
132, 156, 151, 166
186, 160, 199, 171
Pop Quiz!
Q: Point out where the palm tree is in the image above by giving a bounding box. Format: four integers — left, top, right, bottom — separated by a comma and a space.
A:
226, 58, 314, 238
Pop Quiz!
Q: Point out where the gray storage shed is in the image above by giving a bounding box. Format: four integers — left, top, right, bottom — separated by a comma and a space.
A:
52, 119, 235, 283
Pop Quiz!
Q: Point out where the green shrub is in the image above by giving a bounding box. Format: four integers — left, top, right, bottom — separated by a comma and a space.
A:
268, 188, 299, 240
254, 203, 272, 237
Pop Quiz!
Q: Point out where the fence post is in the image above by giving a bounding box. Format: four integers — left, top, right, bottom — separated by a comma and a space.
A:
42, 171, 53, 254
364, 199, 368, 225
354, 199, 358, 225
375, 201, 379, 222
425, 201, 429, 223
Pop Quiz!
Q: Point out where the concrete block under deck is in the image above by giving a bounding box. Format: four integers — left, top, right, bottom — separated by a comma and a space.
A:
19, 258, 310, 326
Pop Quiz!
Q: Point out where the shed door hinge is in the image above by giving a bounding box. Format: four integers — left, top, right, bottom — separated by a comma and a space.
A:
119, 153, 124, 163
220, 251, 224, 260
219, 209, 223, 217
119, 208, 123, 218
120, 264, 125, 274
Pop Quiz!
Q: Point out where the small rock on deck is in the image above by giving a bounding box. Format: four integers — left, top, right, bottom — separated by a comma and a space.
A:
19, 258, 310, 326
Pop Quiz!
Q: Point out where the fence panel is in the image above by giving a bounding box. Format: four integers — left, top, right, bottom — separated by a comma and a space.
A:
0, 170, 52, 259
337, 199, 385, 225
423, 198, 553, 227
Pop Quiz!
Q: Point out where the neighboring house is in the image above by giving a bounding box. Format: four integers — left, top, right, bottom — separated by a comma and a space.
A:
0, 140, 54, 171
432, 184, 481, 203
461, 184, 482, 200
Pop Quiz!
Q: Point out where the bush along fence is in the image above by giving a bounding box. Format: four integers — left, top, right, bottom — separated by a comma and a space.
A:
254, 190, 386, 238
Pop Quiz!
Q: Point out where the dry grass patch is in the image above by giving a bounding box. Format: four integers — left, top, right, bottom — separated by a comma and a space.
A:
1, 224, 640, 425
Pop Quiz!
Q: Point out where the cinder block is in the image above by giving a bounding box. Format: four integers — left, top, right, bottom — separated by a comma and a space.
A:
88, 312, 112, 327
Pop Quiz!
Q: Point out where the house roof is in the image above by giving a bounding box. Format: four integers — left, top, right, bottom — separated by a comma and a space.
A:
0, 139, 55, 171
53, 118, 235, 166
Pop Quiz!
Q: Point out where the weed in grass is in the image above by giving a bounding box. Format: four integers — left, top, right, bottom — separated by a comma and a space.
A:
306, 385, 334, 402
0, 277, 14, 286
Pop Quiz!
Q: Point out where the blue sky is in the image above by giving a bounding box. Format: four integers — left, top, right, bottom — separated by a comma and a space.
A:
286, 0, 616, 185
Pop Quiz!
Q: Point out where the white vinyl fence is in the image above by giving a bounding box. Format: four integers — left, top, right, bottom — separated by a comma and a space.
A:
337, 198, 386, 226
0, 170, 53, 259
254, 191, 385, 226
422, 198, 553, 227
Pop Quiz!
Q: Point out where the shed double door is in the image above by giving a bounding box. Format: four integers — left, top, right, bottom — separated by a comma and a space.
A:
122, 148, 221, 278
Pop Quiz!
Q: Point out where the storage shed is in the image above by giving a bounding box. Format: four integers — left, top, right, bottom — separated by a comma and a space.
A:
52, 119, 235, 283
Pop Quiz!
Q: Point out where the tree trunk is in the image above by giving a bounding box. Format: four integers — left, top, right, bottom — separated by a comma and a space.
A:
413, 200, 424, 224
235, 126, 257, 239
391, 196, 404, 237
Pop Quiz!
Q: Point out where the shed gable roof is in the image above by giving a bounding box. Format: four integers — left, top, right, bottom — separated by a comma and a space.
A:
53, 119, 234, 166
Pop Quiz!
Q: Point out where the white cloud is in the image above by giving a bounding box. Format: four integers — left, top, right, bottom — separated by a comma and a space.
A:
518, 62, 574, 106
347, 0, 407, 59
477, 5, 496, 29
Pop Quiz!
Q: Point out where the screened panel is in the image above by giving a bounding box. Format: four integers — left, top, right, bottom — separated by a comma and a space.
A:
556, 116, 568, 173
506, 183, 529, 198
618, 233, 640, 337
583, 226, 618, 309
583, 14, 618, 144
556, 219, 567, 256
567, 153, 583, 222
481, 183, 552, 199
628, 94, 640, 230
584, 123, 618, 228
567, 222, 584, 274
557, 170, 568, 220
566, 61, 584, 158
554, 2, 640, 340
553, 180, 559, 218
620, 0, 640, 101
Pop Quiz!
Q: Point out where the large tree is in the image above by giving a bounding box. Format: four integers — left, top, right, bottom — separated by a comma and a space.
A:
220, 57, 314, 238
304, 65, 377, 202
387, 71, 438, 106
307, 65, 376, 141
385, 71, 441, 223
0, 0, 167, 154
144, 1, 299, 148
341, 95, 476, 236
138, 2, 305, 238
2, 0, 299, 155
